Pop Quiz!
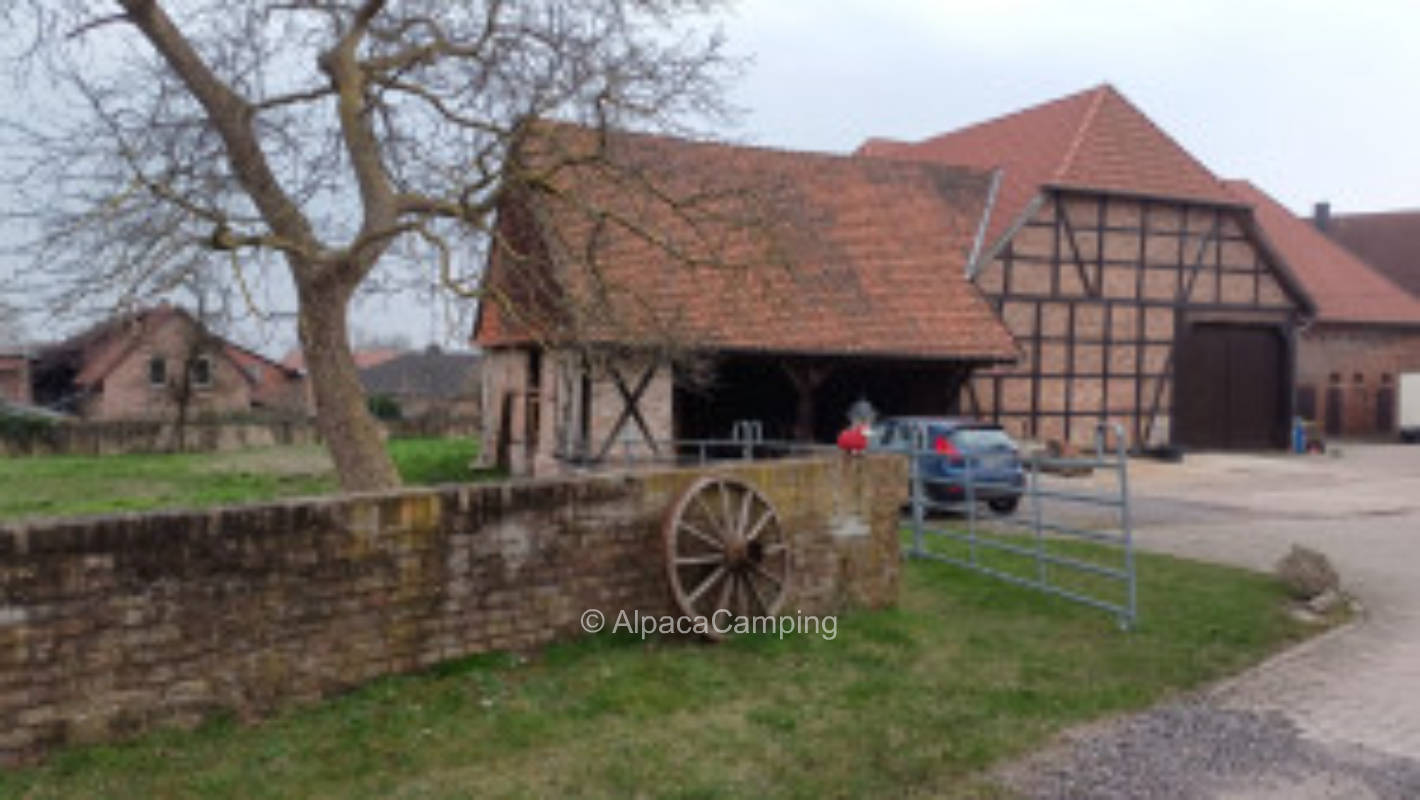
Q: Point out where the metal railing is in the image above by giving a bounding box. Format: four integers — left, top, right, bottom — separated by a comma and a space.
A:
555, 419, 839, 468
905, 421, 1136, 629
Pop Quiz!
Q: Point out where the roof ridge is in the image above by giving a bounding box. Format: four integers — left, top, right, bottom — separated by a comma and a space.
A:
1332, 208, 1420, 220
1054, 84, 1109, 180
1106, 88, 1226, 191
911, 84, 1103, 150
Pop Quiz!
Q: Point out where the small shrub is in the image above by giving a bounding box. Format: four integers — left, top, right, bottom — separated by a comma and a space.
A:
0, 410, 58, 451
367, 394, 403, 421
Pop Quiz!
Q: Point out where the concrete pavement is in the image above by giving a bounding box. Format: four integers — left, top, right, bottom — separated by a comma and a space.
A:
1010, 443, 1420, 797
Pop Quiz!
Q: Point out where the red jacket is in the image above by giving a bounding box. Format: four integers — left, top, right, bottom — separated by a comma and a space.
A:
837, 425, 868, 453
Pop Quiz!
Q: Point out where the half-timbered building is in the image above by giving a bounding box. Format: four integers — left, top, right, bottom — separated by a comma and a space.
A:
474, 127, 1019, 476
861, 85, 1314, 450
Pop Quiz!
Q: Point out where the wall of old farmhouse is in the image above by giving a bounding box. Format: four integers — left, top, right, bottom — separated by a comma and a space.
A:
480, 346, 674, 477
1297, 323, 1420, 438
967, 190, 1298, 449
0, 454, 905, 764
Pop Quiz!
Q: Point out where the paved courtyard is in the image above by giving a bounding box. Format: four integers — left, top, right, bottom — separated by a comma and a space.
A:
1009, 443, 1420, 798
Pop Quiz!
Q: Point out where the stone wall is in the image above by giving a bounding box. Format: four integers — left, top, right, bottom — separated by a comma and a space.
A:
0, 454, 906, 764
0, 418, 320, 458
0, 417, 483, 458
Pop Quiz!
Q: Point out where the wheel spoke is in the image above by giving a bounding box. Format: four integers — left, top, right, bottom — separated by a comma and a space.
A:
716, 566, 734, 614
719, 480, 734, 539
679, 521, 723, 551
761, 542, 788, 557
676, 553, 724, 566
735, 487, 754, 539
744, 506, 775, 542
692, 493, 726, 538
744, 570, 770, 615
751, 561, 784, 587
687, 565, 727, 605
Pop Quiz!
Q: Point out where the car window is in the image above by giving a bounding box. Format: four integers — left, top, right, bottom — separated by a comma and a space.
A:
869, 421, 893, 446
948, 426, 1016, 452
897, 422, 926, 450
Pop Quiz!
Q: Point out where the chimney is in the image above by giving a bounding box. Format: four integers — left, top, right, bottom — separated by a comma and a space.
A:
1313, 201, 1331, 232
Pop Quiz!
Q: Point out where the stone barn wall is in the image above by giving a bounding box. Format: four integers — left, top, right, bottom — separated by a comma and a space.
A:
0, 454, 905, 764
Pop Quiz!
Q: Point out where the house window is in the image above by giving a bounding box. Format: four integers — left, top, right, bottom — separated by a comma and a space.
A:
149, 356, 167, 387
191, 356, 213, 388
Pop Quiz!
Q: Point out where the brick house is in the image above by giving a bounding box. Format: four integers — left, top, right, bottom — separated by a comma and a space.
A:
1312, 205, 1420, 300
0, 351, 33, 407
359, 346, 481, 420
474, 127, 1019, 476
31, 305, 309, 421
861, 85, 1313, 450
1235, 191, 1420, 438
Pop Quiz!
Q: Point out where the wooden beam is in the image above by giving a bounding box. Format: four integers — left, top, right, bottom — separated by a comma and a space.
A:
1177, 217, 1224, 303
1058, 204, 1100, 297
593, 362, 661, 461
1064, 300, 1076, 441
1051, 197, 1062, 297
1135, 200, 1149, 447
1030, 302, 1042, 438
781, 362, 832, 441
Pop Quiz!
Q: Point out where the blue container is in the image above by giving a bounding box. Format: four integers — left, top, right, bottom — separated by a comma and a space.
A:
1291, 417, 1307, 454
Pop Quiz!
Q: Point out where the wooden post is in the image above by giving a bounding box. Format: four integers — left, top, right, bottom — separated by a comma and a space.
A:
782, 362, 832, 441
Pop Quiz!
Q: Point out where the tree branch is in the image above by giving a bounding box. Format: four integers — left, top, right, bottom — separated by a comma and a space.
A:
116, 0, 320, 261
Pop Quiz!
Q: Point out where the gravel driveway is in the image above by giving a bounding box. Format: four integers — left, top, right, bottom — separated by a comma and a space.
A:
1003, 444, 1420, 799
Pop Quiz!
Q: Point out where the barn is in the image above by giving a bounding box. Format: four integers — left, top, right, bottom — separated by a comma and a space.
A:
860, 85, 1314, 450
474, 126, 1019, 476
1236, 189, 1420, 439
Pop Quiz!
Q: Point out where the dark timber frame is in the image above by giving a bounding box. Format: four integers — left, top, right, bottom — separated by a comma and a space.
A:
965, 189, 1303, 450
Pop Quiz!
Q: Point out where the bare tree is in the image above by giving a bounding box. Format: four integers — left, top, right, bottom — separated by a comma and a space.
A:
0, 302, 25, 350
0, 1, 736, 490
165, 278, 227, 452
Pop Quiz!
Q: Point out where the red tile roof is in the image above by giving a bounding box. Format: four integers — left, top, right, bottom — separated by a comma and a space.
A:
475, 125, 1019, 362
47, 305, 300, 389
858, 84, 1239, 253
1316, 210, 1420, 300
1226, 181, 1420, 325
280, 347, 403, 372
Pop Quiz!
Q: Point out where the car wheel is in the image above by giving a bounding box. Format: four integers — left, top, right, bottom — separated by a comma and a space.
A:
988, 497, 1019, 515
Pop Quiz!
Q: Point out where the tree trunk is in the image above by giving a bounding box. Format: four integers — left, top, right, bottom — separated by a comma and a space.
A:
297, 281, 401, 491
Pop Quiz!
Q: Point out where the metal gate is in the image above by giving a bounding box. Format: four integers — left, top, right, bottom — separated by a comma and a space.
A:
904, 421, 1137, 629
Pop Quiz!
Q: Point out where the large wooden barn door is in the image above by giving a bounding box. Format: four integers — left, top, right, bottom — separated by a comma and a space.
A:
1174, 324, 1285, 449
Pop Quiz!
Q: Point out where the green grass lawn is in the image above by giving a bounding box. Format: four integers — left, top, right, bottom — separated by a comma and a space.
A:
0, 438, 489, 521
0, 547, 1327, 799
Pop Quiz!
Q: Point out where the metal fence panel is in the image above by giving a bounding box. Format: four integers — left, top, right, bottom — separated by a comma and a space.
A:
904, 421, 1136, 629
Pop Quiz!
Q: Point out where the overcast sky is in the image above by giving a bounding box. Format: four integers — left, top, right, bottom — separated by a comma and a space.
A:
724, 0, 1419, 214
10, 0, 1418, 354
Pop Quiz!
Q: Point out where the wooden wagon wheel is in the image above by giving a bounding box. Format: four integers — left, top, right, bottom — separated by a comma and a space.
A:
663, 476, 791, 640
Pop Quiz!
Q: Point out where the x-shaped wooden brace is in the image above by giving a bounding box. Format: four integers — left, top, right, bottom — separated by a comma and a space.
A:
594, 362, 663, 461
